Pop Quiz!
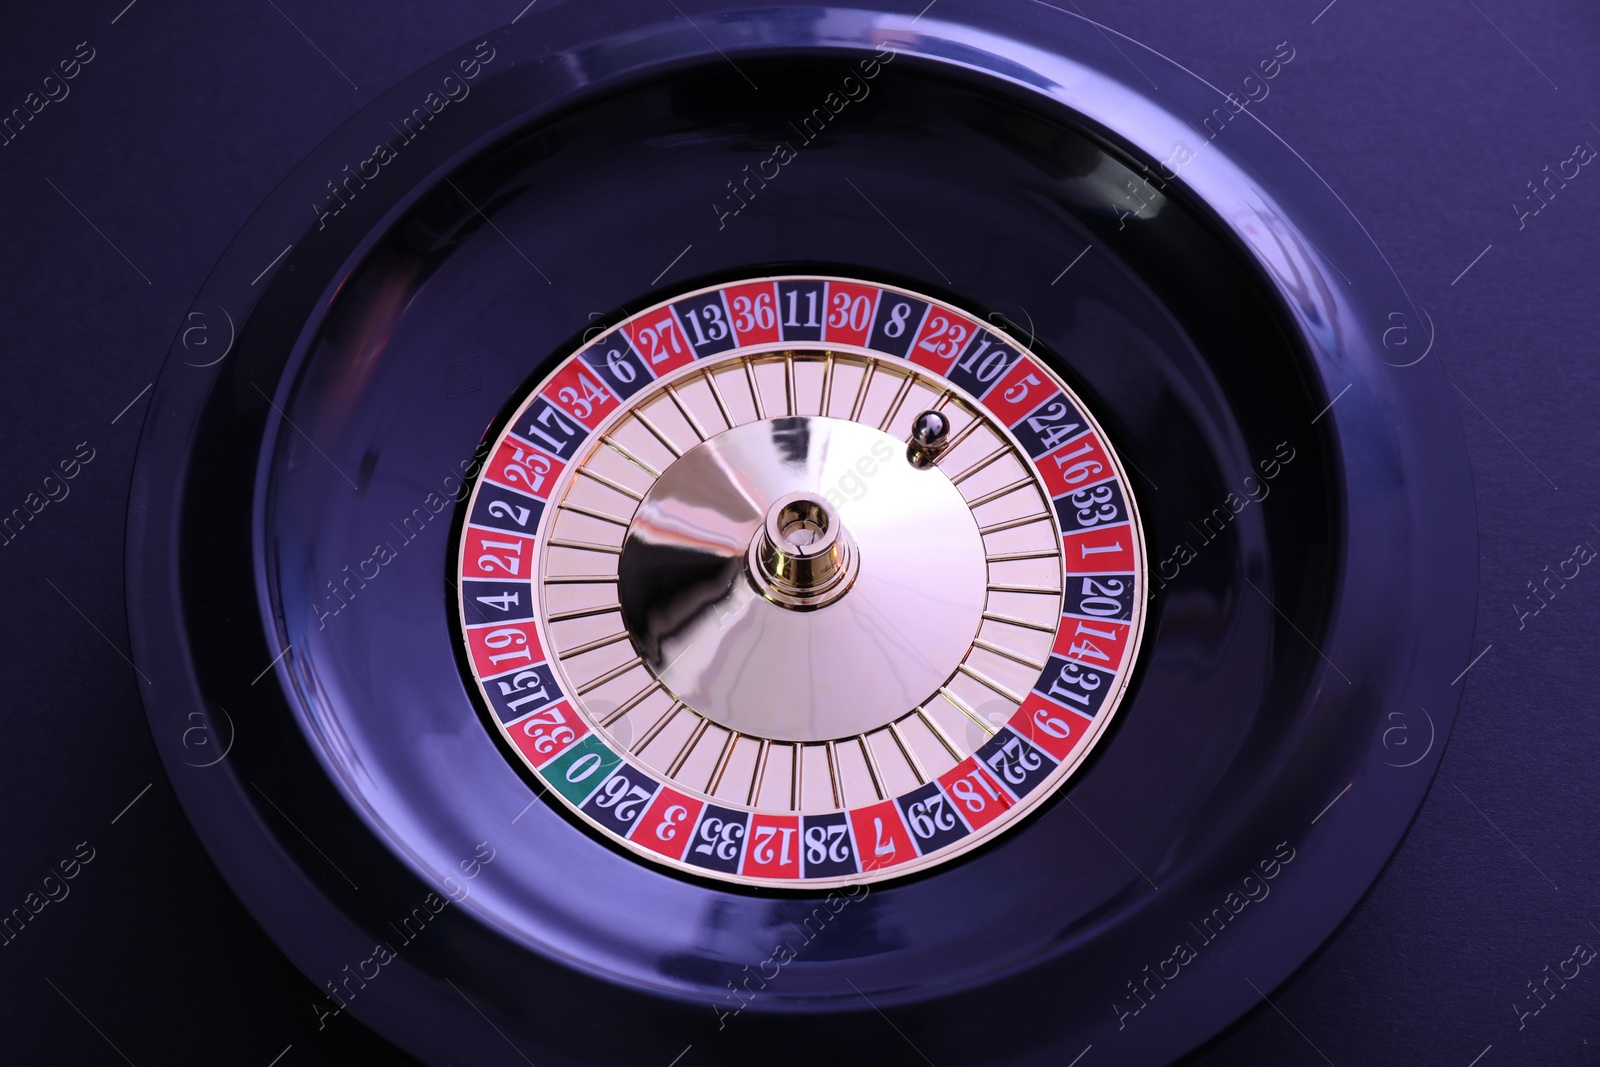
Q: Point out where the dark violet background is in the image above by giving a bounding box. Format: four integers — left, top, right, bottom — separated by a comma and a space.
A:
1, 2, 1597, 1064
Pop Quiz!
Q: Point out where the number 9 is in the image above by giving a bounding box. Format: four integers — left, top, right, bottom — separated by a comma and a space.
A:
1034, 706, 1076, 739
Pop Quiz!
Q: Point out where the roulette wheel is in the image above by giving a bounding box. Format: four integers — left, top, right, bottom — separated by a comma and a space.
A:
98, 0, 1487, 1063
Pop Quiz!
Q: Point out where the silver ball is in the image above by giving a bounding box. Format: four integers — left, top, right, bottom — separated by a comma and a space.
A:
912, 410, 950, 447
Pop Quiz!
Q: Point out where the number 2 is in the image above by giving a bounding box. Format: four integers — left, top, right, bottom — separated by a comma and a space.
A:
486, 500, 531, 527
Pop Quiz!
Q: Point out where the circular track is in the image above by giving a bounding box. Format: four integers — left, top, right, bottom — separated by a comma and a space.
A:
126, 3, 1476, 1064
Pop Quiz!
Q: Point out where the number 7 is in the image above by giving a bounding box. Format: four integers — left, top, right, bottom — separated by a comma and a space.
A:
872, 817, 895, 856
